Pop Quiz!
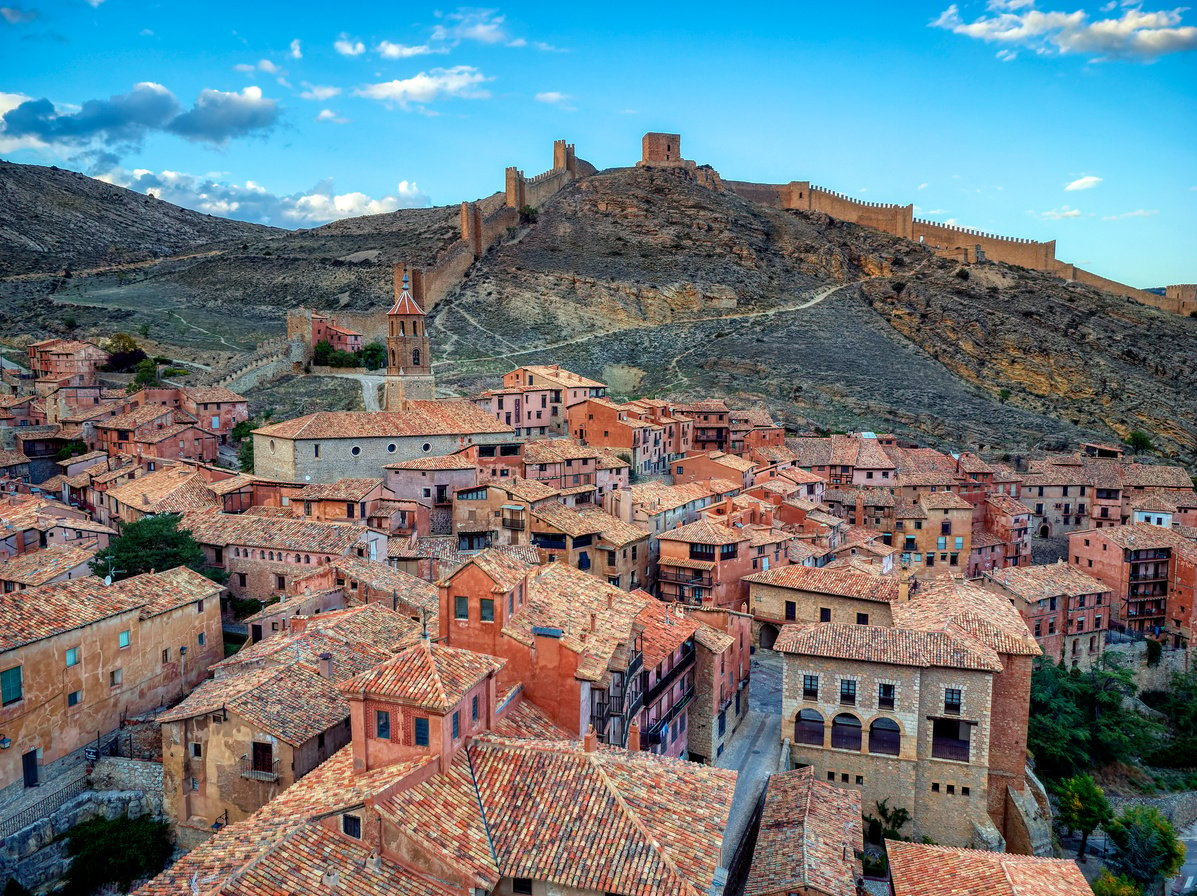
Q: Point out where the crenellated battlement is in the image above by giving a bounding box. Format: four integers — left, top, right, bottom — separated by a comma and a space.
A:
811, 185, 906, 211
912, 218, 1047, 246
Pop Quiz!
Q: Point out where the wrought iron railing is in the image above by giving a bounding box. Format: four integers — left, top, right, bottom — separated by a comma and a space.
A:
0, 771, 88, 839
931, 738, 970, 762
240, 755, 280, 782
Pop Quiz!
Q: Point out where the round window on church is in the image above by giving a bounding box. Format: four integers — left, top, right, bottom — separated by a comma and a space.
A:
421, 442, 431, 453
387, 443, 396, 453
351, 446, 361, 456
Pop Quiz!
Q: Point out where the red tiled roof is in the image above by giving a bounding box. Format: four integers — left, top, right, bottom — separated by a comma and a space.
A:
774, 622, 1003, 671
887, 840, 1090, 896
340, 638, 504, 712
254, 401, 509, 439
743, 564, 900, 603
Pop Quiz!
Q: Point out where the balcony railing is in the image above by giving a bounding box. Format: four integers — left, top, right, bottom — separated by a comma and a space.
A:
931, 738, 970, 762
642, 689, 695, 748
501, 517, 525, 530
608, 693, 624, 715
657, 568, 714, 587
830, 727, 862, 751
240, 755, 280, 782
643, 641, 696, 705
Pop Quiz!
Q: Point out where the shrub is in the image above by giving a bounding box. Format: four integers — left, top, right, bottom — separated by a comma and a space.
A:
1145, 638, 1162, 666
62, 816, 172, 895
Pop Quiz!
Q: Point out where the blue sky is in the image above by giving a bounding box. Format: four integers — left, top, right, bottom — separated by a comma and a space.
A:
2, 0, 1195, 286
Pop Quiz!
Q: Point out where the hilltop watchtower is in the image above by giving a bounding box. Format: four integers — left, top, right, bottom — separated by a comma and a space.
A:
638, 132, 695, 170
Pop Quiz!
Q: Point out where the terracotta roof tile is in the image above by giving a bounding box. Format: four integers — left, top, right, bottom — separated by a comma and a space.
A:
887, 840, 1090, 896
180, 510, 371, 555
301, 478, 382, 501
340, 638, 504, 712
987, 561, 1110, 601
745, 767, 862, 896
744, 565, 900, 603
657, 519, 750, 546
253, 401, 509, 440
0, 542, 97, 586
774, 622, 1003, 671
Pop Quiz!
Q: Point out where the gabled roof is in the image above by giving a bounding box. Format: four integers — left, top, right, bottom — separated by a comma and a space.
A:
331, 556, 438, 617
158, 663, 348, 746
886, 840, 1090, 896
253, 402, 509, 440
987, 561, 1110, 601
0, 542, 97, 586
301, 478, 383, 501
774, 622, 1003, 671
657, 518, 750, 546
743, 564, 900, 603
378, 733, 735, 896
439, 545, 538, 592
893, 578, 1041, 657
106, 467, 220, 515
340, 639, 504, 713
745, 767, 862, 896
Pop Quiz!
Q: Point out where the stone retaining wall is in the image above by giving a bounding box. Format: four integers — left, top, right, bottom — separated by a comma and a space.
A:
1108, 789, 1197, 829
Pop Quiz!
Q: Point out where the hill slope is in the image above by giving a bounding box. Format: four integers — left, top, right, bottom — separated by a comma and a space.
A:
0, 160, 274, 276
0, 160, 1193, 465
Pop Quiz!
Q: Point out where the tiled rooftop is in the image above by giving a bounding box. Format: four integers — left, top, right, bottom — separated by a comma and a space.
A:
987, 561, 1110, 601
180, 510, 370, 554
253, 402, 510, 440
331, 556, 438, 617
886, 840, 1090, 896
340, 638, 504, 713
106, 467, 220, 515
744, 564, 901, 603
657, 518, 750, 546
745, 767, 862, 896
0, 542, 97, 586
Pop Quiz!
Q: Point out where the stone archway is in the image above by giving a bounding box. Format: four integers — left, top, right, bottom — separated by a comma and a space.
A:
1038, 523, 1051, 538
758, 623, 780, 650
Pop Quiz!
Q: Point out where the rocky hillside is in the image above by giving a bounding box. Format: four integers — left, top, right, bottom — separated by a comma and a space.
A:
0, 159, 1193, 465
0, 161, 273, 276
427, 166, 1197, 462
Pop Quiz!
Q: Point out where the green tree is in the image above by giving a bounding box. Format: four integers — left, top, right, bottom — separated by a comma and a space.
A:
863, 799, 911, 843
89, 513, 204, 581
1055, 774, 1112, 860
1126, 431, 1154, 454
238, 437, 254, 473
359, 341, 387, 370
312, 339, 333, 367
104, 332, 139, 355
62, 816, 172, 895
1091, 870, 1142, 896
1105, 806, 1185, 891
128, 357, 159, 391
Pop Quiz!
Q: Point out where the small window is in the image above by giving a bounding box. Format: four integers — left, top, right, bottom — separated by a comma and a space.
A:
197, 600, 204, 613
190, 776, 199, 792
350, 445, 361, 456
454, 596, 469, 620
65, 646, 80, 667
802, 674, 818, 700
961, 786, 970, 796
421, 442, 431, 453
932, 782, 940, 792
784, 600, 796, 621
342, 814, 362, 839
67, 689, 82, 707
946, 784, 955, 794
480, 598, 495, 622
376, 710, 391, 740
162, 648, 170, 664
827, 771, 836, 781
387, 443, 396, 453
856, 612, 869, 626
414, 717, 429, 747
878, 683, 895, 709
118, 630, 131, 649
198, 632, 206, 647
944, 688, 962, 714
819, 607, 831, 623
472, 694, 479, 722
840, 679, 857, 705
452, 711, 460, 739
110, 668, 123, 687
191, 742, 202, 758
513, 879, 533, 895
855, 775, 863, 785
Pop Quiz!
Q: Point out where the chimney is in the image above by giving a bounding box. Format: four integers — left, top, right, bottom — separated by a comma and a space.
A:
583, 724, 597, 752
627, 721, 641, 752
289, 616, 309, 634
318, 651, 333, 679
589, 612, 596, 632
855, 491, 865, 526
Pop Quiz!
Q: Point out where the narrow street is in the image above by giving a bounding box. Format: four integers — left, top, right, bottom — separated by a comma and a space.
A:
716, 649, 784, 858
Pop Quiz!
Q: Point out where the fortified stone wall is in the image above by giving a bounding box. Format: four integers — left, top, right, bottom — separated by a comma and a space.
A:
914, 219, 1054, 270
1050, 263, 1163, 305
1164, 284, 1196, 315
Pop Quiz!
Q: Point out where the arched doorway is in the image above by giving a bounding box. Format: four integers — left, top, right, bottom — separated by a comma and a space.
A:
868, 718, 901, 755
1038, 524, 1051, 538
831, 713, 862, 750
794, 710, 824, 746
758, 623, 780, 650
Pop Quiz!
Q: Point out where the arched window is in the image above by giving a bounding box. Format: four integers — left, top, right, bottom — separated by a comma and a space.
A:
831, 713, 862, 750
412, 322, 419, 336
869, 718, 901, 756
412, 349, 421, 367
304, 555, 311, 564
294, 554, 302, 564
400, 322, 405, 336
794, 709, 824, 746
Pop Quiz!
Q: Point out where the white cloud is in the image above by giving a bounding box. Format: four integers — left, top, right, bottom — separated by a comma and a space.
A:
334, 34, 366, 56
534, 91, 574, 109
97, 166, 430, 226
376, 40, 440, 59
995, 48, 1018, 60
1102, 208, 1159, 219
83, 0, 105, 6
299, 84, 341, 101
1039, 205, 1083, 219
356, 66, 491, 107
1065, 175, 1102, 190
289, 39, 302, 59
944, 218, 959, 225
316, 109, 349, 124
258, 59, 281, 74
432, 9, 508, 44
917, 182, 929, 190
932, 3, 1197, 60
1, 6, 38, 24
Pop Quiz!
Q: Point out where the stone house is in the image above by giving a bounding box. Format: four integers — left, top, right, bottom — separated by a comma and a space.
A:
788, 433, 897, 488
728, 408, 785, 456
669, 399, 731, 453
451, 478, 561, 551
685, 606, 752, 765
0, 541, 97, 592
621, 399, 693, 463
672, 450, 758, 491
982, 561, 1112, 665
1068, 522, 1197, 647
775, 578, 1043, 851
180, 511, 388, 602
568, 397, 667, 477
159, 604, 420, 832
968, 494, 1034, 577
745, 564, 903, 649
136, 637, 735, 896
299, 477, 387, 523
520, 438, 599, 490
896, 492, 973, 572
251, 403, 512, 483
92, 404, 218, 463
0, 568, 222, 803
26, 339, 109, 385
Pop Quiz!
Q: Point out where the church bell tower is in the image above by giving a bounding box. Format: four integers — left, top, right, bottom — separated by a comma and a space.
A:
384, 266, 436, 408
